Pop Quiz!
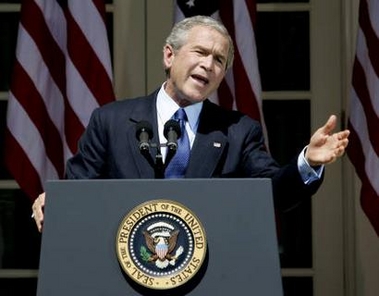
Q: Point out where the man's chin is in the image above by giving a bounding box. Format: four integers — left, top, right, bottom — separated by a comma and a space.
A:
179, 91, 208, 104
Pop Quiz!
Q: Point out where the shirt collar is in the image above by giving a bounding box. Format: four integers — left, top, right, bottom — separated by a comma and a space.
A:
157, 83, 202, 132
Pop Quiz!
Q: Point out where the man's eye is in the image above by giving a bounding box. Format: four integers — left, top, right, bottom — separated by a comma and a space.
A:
216, 57, 225, 65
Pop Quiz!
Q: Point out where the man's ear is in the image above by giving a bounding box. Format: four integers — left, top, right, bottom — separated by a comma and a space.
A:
163, 44, 174, 69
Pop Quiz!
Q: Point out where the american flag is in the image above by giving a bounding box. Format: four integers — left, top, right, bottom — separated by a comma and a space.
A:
5, 0, 115, 201
175, 0, 264, 126
347, 0, 379, 236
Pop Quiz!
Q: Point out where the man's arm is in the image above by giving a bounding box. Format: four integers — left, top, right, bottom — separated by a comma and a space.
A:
271, 115, 349, 210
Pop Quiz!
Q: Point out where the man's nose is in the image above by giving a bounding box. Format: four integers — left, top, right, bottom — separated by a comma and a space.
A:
201, 55, 213, 72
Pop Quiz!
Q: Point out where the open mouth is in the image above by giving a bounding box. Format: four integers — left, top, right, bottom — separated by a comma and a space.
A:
191, 74, 209, 85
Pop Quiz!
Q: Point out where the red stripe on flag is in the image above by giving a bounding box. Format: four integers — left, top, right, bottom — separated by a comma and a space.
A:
92, 0, 108, 21
359, 0, 379, 77
218, 79, 234, 110
5, 130, 43, 200
245, 0, 257, 26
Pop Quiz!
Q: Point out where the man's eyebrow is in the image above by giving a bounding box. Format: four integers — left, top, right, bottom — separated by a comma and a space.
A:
193, 45, 227, 61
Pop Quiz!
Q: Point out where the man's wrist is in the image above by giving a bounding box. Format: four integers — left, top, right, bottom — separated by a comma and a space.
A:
298, 147, 324, 184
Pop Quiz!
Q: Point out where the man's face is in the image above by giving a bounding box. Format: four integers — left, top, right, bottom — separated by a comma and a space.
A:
163, 25, 229, 107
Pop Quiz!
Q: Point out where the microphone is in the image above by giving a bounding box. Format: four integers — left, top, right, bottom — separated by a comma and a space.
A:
164, 119, 181, 152
136, 121, 153, 152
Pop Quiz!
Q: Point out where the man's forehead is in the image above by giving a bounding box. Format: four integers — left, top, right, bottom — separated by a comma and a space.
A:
186, 26, 228, 45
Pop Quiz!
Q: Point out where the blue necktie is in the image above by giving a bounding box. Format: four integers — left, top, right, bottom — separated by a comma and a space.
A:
165, 109, 190, 178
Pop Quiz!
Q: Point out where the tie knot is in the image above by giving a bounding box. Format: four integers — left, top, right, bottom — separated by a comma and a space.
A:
174, 108, 187, 122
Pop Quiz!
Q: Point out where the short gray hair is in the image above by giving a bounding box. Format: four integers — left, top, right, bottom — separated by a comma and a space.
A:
165, 15, 234, 70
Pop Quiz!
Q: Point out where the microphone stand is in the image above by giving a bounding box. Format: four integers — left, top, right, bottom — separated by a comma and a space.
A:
139, 143, 176, 179
154, 145, 164, 179
135, 120, 178, 179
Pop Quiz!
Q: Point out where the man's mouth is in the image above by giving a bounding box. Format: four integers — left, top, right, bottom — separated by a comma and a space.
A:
191, 74, 209, 85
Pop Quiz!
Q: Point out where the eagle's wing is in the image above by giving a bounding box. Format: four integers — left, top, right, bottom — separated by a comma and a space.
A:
143, 231, 155, 253
167, 230, 179, 253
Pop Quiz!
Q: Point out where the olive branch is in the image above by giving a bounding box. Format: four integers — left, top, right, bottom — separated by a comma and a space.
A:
140, 246, 151, 262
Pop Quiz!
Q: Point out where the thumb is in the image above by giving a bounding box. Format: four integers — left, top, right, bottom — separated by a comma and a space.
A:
320, 115, 337, 135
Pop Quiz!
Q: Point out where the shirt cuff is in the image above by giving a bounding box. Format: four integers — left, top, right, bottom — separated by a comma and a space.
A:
297, 146, 324, 184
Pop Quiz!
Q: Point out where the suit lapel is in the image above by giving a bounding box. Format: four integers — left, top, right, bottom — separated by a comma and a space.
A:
186, 100, 228, 178
127, 92, 160, 178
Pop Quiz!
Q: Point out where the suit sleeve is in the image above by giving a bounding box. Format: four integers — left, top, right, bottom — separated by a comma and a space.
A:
240, 117, 323, 211
65, 108, 108, 179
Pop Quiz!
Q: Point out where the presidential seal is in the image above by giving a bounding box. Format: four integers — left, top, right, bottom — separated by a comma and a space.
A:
115, 199, 207, 290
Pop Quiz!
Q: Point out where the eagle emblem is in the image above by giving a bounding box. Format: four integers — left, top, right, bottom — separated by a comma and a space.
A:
141, 222, 184, 269
116, 200, 207, 289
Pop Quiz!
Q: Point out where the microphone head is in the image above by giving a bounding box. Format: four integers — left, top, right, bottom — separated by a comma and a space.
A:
135, 120, 153, 140
164, 119, 181, 139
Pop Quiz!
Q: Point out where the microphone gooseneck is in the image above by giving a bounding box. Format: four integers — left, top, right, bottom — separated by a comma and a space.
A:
134, 119, 183, 178
135, 121, 153, 152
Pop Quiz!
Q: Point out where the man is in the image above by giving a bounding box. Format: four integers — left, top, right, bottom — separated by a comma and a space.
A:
32, 16, 349, 232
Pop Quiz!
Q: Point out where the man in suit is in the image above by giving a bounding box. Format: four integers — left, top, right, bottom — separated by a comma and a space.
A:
32, 15, 349, 232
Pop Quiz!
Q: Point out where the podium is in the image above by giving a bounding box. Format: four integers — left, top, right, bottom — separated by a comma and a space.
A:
37, 179, 283, 295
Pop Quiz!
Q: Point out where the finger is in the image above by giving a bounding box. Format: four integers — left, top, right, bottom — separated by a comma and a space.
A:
37, 220, 43, 233
335, 136, 349, 156
33, 207, 44, 232
339, 129, 350, 140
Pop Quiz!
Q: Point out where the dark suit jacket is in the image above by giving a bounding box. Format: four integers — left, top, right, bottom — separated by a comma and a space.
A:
66, 90, 322, 210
